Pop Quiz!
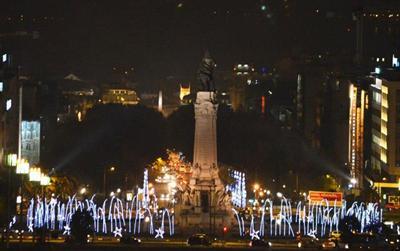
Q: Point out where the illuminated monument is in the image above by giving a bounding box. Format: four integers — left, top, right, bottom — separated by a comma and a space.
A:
176, 52, 233, 232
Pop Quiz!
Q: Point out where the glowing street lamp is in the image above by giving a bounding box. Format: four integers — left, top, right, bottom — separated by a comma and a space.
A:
6, 154, 18, 167
40, 174, 50, 186
350, 178, 357, 185
29, 167, 41, 182
16, 159, 30, 174
253, 183, 260, 190
80, 187, 87, 195
276, 192, 283, 198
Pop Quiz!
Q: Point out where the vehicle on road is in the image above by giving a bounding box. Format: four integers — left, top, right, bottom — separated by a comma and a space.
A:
187, 233, 212, 246
119, 236, 141, 244
249, 239, 272, 248
335, 233, 389, 249
329, 230, 342, 239
297, 235, 320, 248
385, 234, 400, 250
321, 238, 337, 249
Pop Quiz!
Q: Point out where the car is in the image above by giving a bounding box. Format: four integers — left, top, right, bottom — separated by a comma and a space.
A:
119, 236, 141, 244
297, 235, 320, 248
329, 230, 342, 239
249, 239, 272, 248
337, 233, 389, 249
321, 238, 337, 249
385, 234, 400, 247
187, 233, 212, 246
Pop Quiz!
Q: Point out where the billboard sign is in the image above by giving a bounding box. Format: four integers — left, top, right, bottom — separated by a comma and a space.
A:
388, 196, 400, 205
309, 191, 343, 206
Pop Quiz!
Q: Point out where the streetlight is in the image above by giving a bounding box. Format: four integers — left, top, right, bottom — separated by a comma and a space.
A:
103, 166, 116, 196
29, 167, 41, 182
80, 187, 87, 195
253, 183, 260, 191
40, 174, 50, 186
16, 159, 30, 174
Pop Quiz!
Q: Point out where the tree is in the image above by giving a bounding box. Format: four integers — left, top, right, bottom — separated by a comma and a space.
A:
70, 210, 93, 244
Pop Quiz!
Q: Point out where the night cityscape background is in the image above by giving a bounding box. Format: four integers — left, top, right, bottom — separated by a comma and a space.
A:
1, 0, 400, 250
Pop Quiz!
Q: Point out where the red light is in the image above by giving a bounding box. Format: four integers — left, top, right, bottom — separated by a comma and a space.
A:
223, 226, 228, 232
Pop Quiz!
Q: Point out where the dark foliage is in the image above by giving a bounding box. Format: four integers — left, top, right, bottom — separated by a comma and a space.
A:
70, 210, 93, 244
42, 104, 167, 191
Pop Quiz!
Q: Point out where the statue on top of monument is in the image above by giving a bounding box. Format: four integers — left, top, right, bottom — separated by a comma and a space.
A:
197, 50, 216, 92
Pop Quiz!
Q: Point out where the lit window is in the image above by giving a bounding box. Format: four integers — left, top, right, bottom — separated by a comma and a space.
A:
6, 99, 11, 111
2, 54, 7, 63
0, 82, 3, 92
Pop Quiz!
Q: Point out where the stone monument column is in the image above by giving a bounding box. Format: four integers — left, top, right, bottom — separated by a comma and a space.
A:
176, 53, 233, 233
190, 91, 224, 207
193, 91, 218, 180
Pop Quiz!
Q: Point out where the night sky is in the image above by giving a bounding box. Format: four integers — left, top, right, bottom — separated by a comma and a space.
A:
0, 0, 398, 89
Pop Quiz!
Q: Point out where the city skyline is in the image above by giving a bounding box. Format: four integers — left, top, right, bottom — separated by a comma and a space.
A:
0, 0, 398, 88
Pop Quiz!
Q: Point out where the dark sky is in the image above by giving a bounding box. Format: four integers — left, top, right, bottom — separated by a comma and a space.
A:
0, 0, 398, 89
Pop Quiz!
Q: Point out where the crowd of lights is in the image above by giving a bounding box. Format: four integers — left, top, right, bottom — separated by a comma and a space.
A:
234, 198, 382, 239
226, 170, 246, 209
20, 168, 382, 240
25, 169, 174, 239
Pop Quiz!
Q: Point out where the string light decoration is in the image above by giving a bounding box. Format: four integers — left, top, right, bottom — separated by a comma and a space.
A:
226, 170, 247, 208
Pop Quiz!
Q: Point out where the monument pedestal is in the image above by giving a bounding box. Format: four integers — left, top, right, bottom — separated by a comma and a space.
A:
176, 92, 233, 233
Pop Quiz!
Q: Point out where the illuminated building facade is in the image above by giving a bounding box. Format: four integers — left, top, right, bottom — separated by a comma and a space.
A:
179, 84, 190, 102
21, 121, 40, 165
348, 83, 368, 190
101, 88, 139, 106
230, 64, 255, 111
370, 69, 400, 177
58, 74, 97, 123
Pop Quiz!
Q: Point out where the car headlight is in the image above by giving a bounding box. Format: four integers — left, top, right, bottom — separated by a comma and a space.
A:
345, 244, 349, 249
322, 243, 326, 248
268, 242, 272, 247
138, 239, 141, 243
298, 242, 302, 248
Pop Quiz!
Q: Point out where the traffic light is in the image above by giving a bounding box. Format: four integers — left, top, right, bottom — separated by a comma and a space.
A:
223, 226, 228, 233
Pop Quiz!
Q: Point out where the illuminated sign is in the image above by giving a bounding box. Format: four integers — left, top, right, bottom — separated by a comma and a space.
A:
393, 55, 399, 68
388, 196, 400, 205
309, 191, 343, 206
21, 121, 40, 165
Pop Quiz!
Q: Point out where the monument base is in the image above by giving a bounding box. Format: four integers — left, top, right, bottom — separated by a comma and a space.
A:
175, 204, 234, 235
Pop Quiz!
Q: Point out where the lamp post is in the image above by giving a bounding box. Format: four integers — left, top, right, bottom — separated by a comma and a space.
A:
103, 166, 115, 196
15, 158, 29, 243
